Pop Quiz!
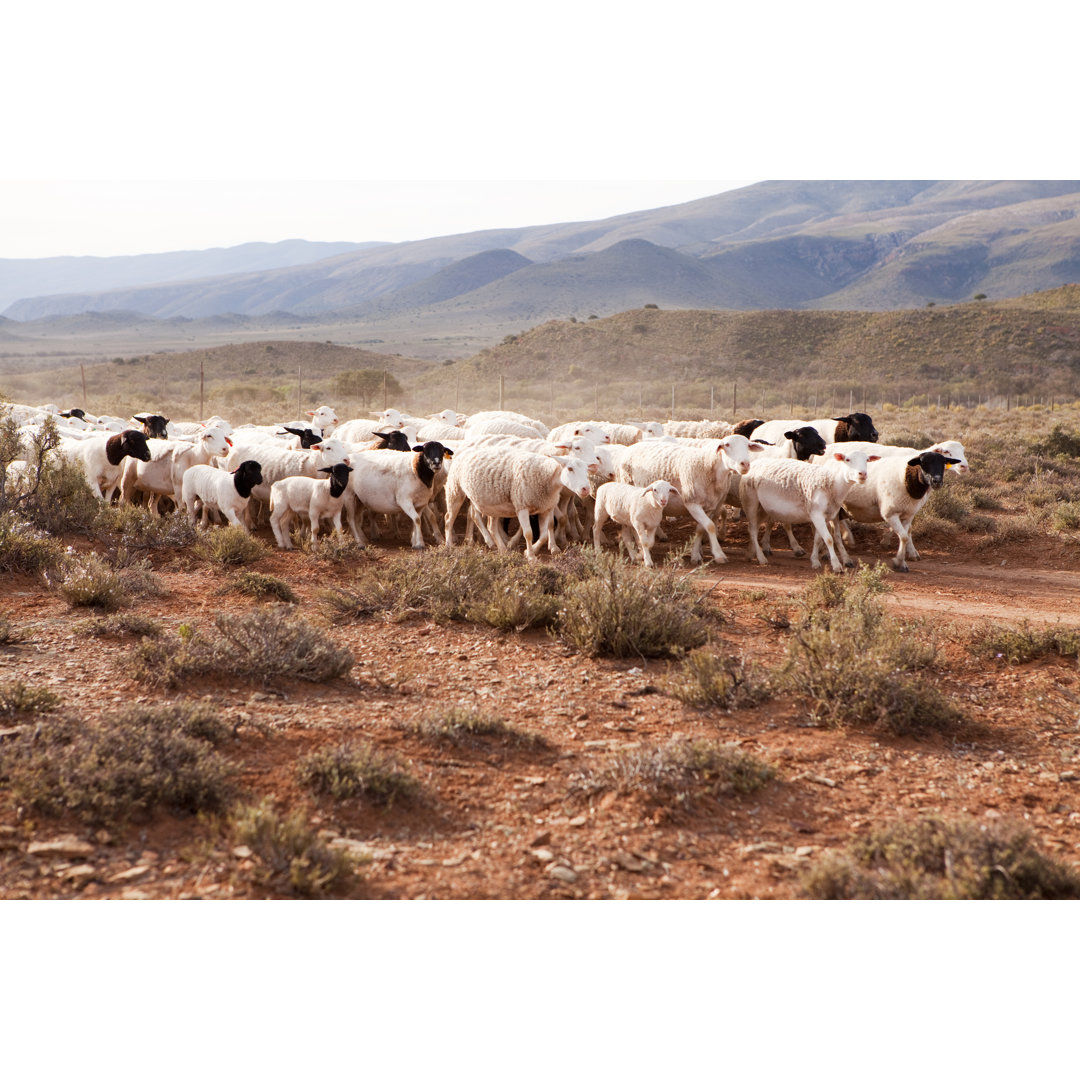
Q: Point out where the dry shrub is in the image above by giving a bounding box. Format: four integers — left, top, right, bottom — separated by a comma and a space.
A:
408, 706, 549, 749
128, 609, 354, 688
195, 525, 267, 566
233, 800, 358, 898
324, 546, 566, 630
76, 612, 164, 639
665, 649, 772, 710
571, 738, 775, 808
227, 570, 298, 604
968, 620, 1080, 664
296, 742, 418, 806
801, 817, 1080, 900
0, 709, 234, 825
779, 564, 962, 735
49, 552, 131, 611
556, 550, 708, 659
0, 680, 59, 718
0, 514, 66, 575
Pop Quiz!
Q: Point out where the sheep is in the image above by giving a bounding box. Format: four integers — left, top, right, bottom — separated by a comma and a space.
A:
131, 413, 170, 440
218, 438, 351, 508
269, 463, 355, 551
59, 429, 152, 500
830, 451, 962, 572
617, 435, 764, 563
345, 441, 453, 550
168, 416, 234, 439
663, 419, 736, 439
413, 419, 464, 443
181, 460, 264, 531
739, 449, 879, 573
547, 421, 623, 446
463, 410, 549, 437
748, 413, 879, 449
444, 447, 592, 561
592, 480, 679, 568
813, 439, 969, 477
119, 426, 233, 511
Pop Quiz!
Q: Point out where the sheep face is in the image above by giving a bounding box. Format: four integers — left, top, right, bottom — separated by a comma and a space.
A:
233, 460, 264, 498
717, 434, 763, 476
909, 451, 961, 490
374, 430, 411, 452
645, 481, 678, 509
834, 412, 879, 442
785, 426, 828, 461
832, 449, 879, 484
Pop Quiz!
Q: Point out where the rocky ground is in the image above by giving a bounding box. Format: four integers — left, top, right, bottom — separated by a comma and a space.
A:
2, 517, 1079, 900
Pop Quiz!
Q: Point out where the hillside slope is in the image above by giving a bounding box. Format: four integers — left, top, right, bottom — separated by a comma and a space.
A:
7, 182, 1080, 327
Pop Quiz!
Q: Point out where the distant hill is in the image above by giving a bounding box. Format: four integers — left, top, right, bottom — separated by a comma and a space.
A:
0, 239, 381, 316
5, 182, 1080, 362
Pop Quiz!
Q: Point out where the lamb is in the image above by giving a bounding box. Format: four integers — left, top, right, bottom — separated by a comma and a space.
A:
119, 426, 233, 511
181, 460, 264, 531
59, 429, 152, 500
345, 441, 453, 550
592, 480, 679, 568
831, 451, 961, 572
739, 449, 879, 573
617, 435, 763, 563
218, 438, 351, 507
269, 463, 355, 551
547, 421, 620, 446
444, 447, 592, 561
278, 405, 340, 448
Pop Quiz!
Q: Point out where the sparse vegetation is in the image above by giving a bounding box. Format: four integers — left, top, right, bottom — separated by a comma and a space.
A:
665, 649, 772, 710
778, 565, 963, 735
571, 739, 776, 806
408, 706, 548, 749
233, 801, 359, 898
75, 612, 164, 639
127, 609, 354, 688
49, 552, 132, 611
801, 817, 1080, 899
556, 551, 709, 659
0, 710, 234, 825
968, 620, 1080, 664
0, 680, 59, 718
296, 742, 418, 807
194, 526, 267, 567
227, 570, 299, 604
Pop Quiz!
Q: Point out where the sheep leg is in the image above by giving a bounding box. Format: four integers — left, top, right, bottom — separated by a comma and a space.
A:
885, 511, 916, 572
592, 505, 610, 552
520, 508, 543, 560
444, 488, 469, 548
270, 505, 294, 549
344, 494, 369, 548
807, 508, 844, 572
634, 524, 657, 568
684, 502, 726, 563
782, 524, 806, 557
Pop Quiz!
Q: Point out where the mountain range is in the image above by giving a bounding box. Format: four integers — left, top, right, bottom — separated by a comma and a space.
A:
4, 182, 1080, 351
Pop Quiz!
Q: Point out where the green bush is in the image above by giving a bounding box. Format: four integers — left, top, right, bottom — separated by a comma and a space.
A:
801, 817, 1080, 899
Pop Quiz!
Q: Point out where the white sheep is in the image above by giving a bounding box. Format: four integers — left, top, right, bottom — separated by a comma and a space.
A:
663, 419, 735, 439
739, 449, 879, 572
218, 438, 351, 507
444, 447, 592, 561
463, 410, 549, 437
593, 480, 679, 568
59, 430, 152, 500
120, 426, 233, 511
546, 421, 615, 446
617, 435, 763, 563
813, 439, 969, 476
831, 451, 962, 571
181, 460, 264, 531
269, 463, 354, 551
345, 441, 454, 550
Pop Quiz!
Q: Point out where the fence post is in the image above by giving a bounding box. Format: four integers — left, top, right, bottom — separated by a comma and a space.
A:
200, 362, 205, 421
671, 384, 675, 419
732, 381, 737, 418
499, 374, 505, 411
298, 367, 302, 419
81, 364, 88, 409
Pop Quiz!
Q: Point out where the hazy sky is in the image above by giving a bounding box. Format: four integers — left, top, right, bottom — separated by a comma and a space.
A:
2, 0, 1073, 259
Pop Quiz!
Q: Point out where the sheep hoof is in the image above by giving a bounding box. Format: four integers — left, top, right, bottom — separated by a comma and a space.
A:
791, 549, 806, 558
893, 562, 910, 573
844, 559, 855, 569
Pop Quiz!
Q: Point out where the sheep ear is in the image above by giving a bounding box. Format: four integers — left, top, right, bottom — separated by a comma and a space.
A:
443, 447, 453, 457
833, 452, 846, 462
867, 455, 880, 462
306, 410, 315, 418
944, 456, 962, 465
319, 466, 332, 474
907, 456, 923, 467
411, 445, 424, 452
749, 442, 767, 451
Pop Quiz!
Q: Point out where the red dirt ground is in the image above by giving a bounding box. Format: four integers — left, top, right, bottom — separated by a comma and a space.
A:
1, 518, 1078, 900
